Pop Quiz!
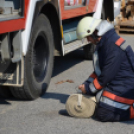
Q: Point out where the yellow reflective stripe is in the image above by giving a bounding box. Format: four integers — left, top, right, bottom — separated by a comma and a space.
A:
61, 25, 63, 39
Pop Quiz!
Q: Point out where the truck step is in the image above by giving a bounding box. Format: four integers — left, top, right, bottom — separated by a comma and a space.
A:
64, 38, 88, 55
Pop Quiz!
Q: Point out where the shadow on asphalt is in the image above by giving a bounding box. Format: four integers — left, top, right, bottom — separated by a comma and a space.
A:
0, 98, 11, 105
42, 50, 84, 113
52, 49, 85, 77
42, 92, 69, 104
59, 109, 71, 117
121, 120, 134, 125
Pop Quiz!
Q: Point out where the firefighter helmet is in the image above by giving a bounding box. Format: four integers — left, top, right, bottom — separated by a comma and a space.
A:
76, 17, 101, 39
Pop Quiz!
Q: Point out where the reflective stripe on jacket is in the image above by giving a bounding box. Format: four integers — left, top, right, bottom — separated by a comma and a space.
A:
101, 91, 134, 119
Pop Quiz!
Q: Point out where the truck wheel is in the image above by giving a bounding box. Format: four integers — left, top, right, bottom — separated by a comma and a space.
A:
83, 43, 95, 60
0, 86, 12, 98
11, 14, 54, 100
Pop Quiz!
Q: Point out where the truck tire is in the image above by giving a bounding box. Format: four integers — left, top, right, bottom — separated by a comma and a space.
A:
11, 14, 54, 100
0, 86, 12, 98
83, 43, 95, 60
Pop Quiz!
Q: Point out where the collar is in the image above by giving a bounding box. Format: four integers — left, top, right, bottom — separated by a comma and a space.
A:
96, 29, 116, 49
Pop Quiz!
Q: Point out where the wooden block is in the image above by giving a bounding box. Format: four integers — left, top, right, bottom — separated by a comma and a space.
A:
128, 16, 133, 21
126, 5, 131, 14
131, 6, 134, 16
121, 0, 126, 8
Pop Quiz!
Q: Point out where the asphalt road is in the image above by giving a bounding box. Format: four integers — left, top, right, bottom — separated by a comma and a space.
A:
0, 34, 134, 134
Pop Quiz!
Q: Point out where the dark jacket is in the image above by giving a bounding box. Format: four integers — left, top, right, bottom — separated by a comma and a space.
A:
85, 29, 134, 121
96, 29, 134, 99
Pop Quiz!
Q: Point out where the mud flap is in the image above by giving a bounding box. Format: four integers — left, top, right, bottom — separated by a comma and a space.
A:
0, 58, 24, 87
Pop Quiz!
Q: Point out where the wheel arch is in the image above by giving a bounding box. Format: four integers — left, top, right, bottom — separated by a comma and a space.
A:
40, 3, 62, 56
102, 0, 114, 21
22, 0, 62, 56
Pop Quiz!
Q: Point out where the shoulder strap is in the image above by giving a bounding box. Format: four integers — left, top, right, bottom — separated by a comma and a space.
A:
116, 38, 134, 71
115, 37, 125, 46
115, 37, 128, 51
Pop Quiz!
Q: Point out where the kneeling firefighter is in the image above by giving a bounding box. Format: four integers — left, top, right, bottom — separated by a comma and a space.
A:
66, 17, 134, 121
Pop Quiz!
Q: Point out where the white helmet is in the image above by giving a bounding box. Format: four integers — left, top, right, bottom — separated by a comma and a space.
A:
76, 17, 101, 39
77, 17, 114, 39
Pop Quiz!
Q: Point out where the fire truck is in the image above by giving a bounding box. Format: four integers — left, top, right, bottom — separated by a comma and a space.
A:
0, 0, 115, 100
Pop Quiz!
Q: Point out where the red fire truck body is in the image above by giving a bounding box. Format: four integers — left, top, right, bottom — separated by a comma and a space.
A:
0, 0, 114, 99
0, 0, 97, 34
